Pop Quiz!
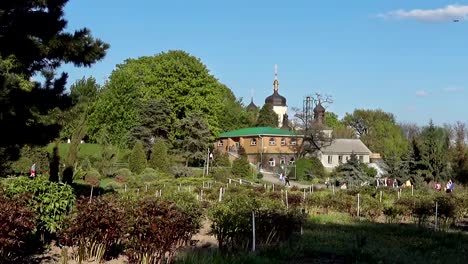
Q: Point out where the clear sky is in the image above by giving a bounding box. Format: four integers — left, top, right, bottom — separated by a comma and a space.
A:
61, 0, 468, 126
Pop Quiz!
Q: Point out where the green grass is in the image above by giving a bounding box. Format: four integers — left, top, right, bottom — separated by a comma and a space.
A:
46, 143, 130, 162
179, 210, 468, 264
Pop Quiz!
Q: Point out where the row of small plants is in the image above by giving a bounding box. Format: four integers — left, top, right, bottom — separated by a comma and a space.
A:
60, 193, 201, 263
303, 187, 468, 229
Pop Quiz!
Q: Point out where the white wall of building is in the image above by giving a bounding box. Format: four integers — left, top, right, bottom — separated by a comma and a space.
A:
273, 105, 287, 127
319, 153, 370, 171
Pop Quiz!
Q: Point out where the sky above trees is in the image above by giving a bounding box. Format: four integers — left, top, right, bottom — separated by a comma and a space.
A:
61, 0, 468, 125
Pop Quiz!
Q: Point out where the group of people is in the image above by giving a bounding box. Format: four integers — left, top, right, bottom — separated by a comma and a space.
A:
434, 179, 455, 193
279, 173, 290, 187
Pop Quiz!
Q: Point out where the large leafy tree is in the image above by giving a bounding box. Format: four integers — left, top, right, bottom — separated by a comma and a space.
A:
0, 0, 109, 173
256, 103, 278, 127
343, 109, 407, 160
88, 50, 243, 146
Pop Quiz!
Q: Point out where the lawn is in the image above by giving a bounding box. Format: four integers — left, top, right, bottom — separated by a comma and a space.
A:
177, 212, 468, 264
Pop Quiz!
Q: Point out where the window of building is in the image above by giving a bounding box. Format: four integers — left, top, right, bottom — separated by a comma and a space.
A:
289, 157, 295, 165
359, 155, 364, 162
217, 141, 223, 147
269, 158, 275, 167
280, 157, 286, 165
338, 155, 343, 163
328, 155, 333, 164
281, 138, 286, 146
290, 138, 297, 145
250, 139, 257, 146
269, 138, 276, 145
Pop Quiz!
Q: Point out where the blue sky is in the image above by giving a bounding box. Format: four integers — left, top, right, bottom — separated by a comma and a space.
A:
62, 0, 468, 125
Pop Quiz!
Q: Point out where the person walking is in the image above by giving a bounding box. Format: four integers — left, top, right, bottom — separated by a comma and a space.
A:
30, 163, 36, 178
285, 175, 290, 187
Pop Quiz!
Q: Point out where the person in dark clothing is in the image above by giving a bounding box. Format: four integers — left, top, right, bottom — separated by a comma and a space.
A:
285, 175, 290, 187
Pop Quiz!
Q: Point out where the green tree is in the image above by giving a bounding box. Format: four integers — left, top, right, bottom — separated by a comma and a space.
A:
256, 103, 278, 127
128, 99, 173, 152
176, 113, 212, 166
295, 157, 326, 180
343, 109, 407, 161
88, 50, 241, 146
231, 155, 252, 177
148, 138, 171, 173
211, 149, 231, 167
451, 122, 468, 184
61, 77, 101, 183
0, 1, 109, 174
128, 141, 147, 174
332, 153, 372, 186
419, 120, 450, 183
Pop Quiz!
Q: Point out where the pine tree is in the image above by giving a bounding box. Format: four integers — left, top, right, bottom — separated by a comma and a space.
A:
211, 149, 231, 167
129, 141, 147, 174
148, 138, 171, 173
0, 1, 109, 174
420, 120, 450, 183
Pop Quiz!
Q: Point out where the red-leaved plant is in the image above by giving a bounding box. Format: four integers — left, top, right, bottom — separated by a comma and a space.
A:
59, 195, 127, 261
0, 192, 36, 261
125, 198, 200, 264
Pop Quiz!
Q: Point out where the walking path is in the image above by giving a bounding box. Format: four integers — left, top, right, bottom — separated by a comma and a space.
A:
261, 171, 326, 189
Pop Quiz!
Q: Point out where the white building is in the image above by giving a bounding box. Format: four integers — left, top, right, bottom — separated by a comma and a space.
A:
318, 139, 372, 171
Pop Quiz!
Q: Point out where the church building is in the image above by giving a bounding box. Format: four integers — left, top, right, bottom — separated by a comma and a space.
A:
215, 65, 374, 172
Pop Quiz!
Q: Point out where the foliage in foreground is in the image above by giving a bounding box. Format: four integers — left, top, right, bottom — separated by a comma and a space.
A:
208, 191, 305, 253
60, 194, 202, 263
0, 192, 36, 262
3, 176, 75, 235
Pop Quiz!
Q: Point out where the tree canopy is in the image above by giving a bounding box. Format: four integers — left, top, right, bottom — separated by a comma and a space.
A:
343, 109, 407, 160
0, 0, 109, 173
256, 103, 278, 127
88, 50, 247, 147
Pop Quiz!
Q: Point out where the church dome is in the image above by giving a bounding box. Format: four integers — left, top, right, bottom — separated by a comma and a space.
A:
265, 91, 287, 106
246, 98, 258, 111
313, 103, 325, 113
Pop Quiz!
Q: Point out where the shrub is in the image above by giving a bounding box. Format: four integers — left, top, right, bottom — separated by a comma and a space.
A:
295, 157, 326, 180
413, 199, 433, 227
383, 206, 402, 223
84, 169, 101, 187
171, 165, 194, 178
208, 194, 303, 253
128, 141, 147, 174
210, 167, 232, 181
114, 168, 132, 178
257, 172, 263, 180
125, 198, 200, 263
60, 196, 126, 261
231, 155, 252, 178
148, 138, 171, 173
0, 193, 36, 261
3, 176, 75, 235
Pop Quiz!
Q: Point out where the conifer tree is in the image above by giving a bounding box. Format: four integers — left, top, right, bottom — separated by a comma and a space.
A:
129, 141, 147, 174
148, 138, 171, 173
256, 103, 278, 127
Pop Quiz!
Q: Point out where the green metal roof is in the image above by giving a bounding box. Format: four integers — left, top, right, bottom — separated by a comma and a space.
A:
218, 127, 297, 138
